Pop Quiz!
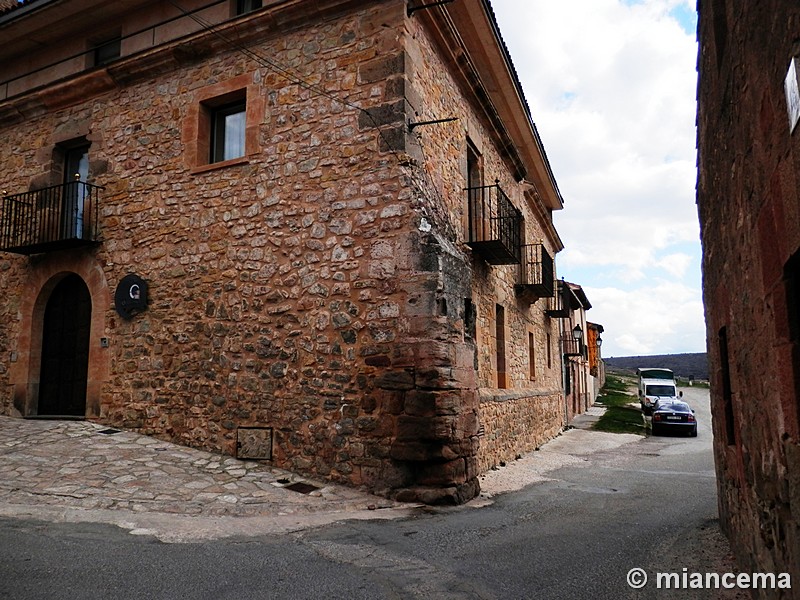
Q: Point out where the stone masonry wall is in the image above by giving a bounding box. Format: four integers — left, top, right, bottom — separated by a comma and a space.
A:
0, 0, 484, 502
697, 0, 800, 590
0, 0, 566, 503
476, 390, 563, 474
403, 16, 566, 471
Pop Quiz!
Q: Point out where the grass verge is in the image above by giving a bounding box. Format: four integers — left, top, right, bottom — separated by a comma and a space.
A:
592, 374, 646, 435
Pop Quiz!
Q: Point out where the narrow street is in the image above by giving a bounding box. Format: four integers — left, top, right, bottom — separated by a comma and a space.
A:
1, 387, 737, 599
288, 386, 735, 599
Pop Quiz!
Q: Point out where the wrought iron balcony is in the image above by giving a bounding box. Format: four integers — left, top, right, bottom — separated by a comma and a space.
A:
515, 243, 555, 303
562, 336, 584, 358
466, 182, 522, 265
545, 279, 572, 318
0, 181, 102, 255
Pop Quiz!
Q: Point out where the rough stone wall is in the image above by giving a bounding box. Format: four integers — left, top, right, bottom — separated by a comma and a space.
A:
697, 0, 800, 591
0, 0, 566, 503
476, 390, 563, 473
0, 1, 487, 503
404, 17, 566, 471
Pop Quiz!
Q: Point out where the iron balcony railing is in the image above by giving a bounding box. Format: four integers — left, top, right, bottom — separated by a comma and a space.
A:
0, 180, 102, 255
515, 243, 555, 302
466, 182, 522, 265
545, 279, 572, 318
562, 336, 584, 358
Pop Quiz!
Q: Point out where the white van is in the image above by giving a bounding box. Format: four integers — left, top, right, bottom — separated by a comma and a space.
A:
637, 368, 681, 415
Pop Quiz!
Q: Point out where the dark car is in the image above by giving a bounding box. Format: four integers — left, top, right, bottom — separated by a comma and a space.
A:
651, 399, 697, 437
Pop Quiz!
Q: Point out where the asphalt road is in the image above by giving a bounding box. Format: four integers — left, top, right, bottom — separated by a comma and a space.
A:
1, 387, 735, 599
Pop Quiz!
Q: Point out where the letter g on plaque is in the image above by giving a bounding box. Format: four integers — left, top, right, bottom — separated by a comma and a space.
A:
114, 273, 149, 320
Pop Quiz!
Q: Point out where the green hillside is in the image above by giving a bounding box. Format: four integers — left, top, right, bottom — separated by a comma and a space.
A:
604, 353, 708, 381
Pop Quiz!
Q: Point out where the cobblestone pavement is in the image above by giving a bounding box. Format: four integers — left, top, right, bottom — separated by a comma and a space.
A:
0, 410, 645, 543
0, 416, 414, 541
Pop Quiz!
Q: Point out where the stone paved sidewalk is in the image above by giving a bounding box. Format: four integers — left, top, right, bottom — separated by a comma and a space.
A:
0, 416, 409, 540
0, 411, 638, 542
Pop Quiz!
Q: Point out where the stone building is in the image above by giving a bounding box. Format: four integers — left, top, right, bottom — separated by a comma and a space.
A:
0, 0, 569, 504
553, 281, 597, 422
697, 0, 800, 588
586, 321, 604, 403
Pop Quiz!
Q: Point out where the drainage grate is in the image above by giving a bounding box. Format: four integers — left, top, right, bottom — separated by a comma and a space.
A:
284, 482, 319, 494
97, 428, 121, 435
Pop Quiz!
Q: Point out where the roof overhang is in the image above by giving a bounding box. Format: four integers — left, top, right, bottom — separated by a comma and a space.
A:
565, 281, 592, 310
441, 0, 564, 211
0, 0, 156, 62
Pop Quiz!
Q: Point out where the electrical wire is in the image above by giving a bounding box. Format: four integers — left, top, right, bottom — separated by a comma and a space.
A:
165, 0, 429, 187
163, 0, 469, 245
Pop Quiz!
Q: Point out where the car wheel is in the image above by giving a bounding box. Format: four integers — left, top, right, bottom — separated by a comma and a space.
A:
651, 426, 659, 436
690, 427, 697, 437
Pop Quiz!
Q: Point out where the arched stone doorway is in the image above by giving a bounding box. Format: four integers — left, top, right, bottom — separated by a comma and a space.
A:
37, 274, 92, 416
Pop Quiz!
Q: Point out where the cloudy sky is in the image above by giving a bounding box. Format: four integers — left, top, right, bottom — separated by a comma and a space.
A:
491, 0, 703, 358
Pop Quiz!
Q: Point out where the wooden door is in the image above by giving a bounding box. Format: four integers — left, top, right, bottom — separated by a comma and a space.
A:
38, 275, 91, 416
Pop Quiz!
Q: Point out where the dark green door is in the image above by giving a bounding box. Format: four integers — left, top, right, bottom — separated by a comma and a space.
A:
38, 275, 91, 416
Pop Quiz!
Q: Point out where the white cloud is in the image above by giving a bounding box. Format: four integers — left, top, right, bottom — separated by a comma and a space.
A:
584, 283, 706, 356
654, 252, 693, 278
491, 0, 701, 356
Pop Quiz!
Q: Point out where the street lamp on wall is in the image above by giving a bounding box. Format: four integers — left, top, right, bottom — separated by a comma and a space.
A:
572, 324, 583, 341
596, 336, 603, 348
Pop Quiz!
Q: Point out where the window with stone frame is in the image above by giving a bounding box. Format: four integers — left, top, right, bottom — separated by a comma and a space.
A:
528, 331, 536, 380
186, 75, 260, 170
495, 304, 507, 389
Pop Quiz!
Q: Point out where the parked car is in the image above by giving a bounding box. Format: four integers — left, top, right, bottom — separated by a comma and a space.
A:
651, 399, 697, 437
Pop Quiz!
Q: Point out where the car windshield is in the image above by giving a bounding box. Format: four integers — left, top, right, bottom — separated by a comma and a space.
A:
639, 369, 673, 380
646, 385, 676, 396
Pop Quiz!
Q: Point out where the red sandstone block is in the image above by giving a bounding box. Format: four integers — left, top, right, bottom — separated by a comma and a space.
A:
375, 369, 414, 390
434, 391, 462, 416
432, 415, 458, 440
364, 354, 391, 367
358, 53, 405, 84
389, 440, 441, 461
403, 390, 438, 417
388, 439, 465, 463
378, 391, 405, 416
415, 366, 459, 390
415, 341, 455, 366
414, 458, 467, 486
396, 415, 436, 440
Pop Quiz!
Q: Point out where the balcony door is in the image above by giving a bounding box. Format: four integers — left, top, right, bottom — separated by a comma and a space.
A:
466, 140, 485, 241
38, 275, 91, 416
63, 145, 89, 239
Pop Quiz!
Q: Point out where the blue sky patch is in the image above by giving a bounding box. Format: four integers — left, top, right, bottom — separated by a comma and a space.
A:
669, 4, 697, 35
